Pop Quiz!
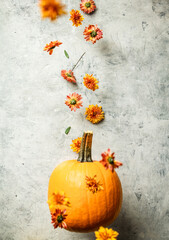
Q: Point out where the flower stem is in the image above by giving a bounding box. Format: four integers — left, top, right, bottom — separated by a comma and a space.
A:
72, 52, 86, 71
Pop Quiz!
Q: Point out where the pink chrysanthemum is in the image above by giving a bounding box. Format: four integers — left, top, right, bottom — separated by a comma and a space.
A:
65, 92, 83, 112
61, 70, 76, 83
80, 0, 96, 14
44, 41, 62, 55
83, 25, 103, 44
51, 209, 67, 229
100, 149, 123, 172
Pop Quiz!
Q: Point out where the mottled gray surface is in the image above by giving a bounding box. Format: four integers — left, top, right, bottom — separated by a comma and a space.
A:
0, 0, 169, 239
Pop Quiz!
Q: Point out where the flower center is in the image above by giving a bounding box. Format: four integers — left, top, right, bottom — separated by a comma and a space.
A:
70, 99, 77, 105
66, 73, 72, 77
85, 2, 91, 8
108, 157, 114, 164
57, 215, 63, 223
90, 30, 97, 38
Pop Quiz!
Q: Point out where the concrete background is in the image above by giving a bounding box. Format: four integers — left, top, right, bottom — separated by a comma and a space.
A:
0, 0, 169, 239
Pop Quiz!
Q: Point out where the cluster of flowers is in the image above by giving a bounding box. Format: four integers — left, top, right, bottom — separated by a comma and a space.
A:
39, 0, 103, 44
48, 191, 119, 239
43, 40, 104, 124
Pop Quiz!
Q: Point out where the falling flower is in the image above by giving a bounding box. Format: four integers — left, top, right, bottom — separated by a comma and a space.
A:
51, 209, 67, 229
85, 104, 104, 124
61, 70, 76, 83
65, 92, 83, 112
83, 25, 103, 44
86, 175, 104, 193
39, 0, 67, 21
83, 74, 99, 91
70, 137, 82, 153
48, 191, 70, 212
69, 9, 84, 27
44, 41, 62, 55
95, 226, 119, 240
100, 149, 123, 172
80, 0, 96, 14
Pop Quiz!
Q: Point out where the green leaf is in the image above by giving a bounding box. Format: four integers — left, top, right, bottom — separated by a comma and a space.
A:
64, 50, 69, 59
65, 126, 71, 135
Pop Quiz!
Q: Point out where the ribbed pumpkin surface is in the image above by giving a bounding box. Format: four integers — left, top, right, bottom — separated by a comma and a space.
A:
48, 159, 122, 232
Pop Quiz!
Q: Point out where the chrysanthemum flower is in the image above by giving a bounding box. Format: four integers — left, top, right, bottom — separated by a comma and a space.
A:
83, 74, 99, 91
100, 149, 123, 172
95, 226, 119, 240
44, 41, 62, 55
69, 9, 84, 27
70, 137, 82, 153
85, 104, 104, 124
80, 0, 96, 14
48, 191, 70, 213
39, 0, 67, 21
83, 25, 103, 44
61, 70, 76, 83
86, 175, 104, 193
65, 93, 83, 112
51, 209, 67, 229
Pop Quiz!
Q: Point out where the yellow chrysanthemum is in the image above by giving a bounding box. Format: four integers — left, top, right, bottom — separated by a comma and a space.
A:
85, 104, 104, 124
95, 226, 119, 240
48, 191, 70, 213
83, 74, 99, 91
70, 137, 82, 153
69, 9, 84, 27
39, 0, 67, 21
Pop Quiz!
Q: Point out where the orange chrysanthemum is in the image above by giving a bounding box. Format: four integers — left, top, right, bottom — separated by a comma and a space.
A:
47, 191, 70, 213
39, 0, 67, 21
69, 9, 84, 27
95, 226, 119, 240
83, 74, 99, 91
51, 209, 67, 229
61, 70, 76, 83
85, 104, 104, 124
86, 175, 104, 193
65, 92, 83, 112
80, 0, 96, 14
70, 137, 82, 153
44, 41, 62, 55
83, 25, 103, 44
100, 149, 123, 172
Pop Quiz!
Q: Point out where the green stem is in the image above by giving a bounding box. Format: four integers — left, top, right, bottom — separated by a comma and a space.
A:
72, 52, 86, 72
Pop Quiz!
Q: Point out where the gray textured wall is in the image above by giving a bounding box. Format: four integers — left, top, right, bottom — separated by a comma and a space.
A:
0, 0, 169, 239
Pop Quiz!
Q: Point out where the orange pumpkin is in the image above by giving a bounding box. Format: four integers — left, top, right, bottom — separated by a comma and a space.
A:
48, 131, 122, 232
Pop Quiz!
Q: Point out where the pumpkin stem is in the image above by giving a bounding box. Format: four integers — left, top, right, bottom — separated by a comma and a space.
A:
77, 131, 93, 162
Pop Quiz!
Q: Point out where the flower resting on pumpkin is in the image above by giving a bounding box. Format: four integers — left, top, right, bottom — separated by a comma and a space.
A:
95, 226, 119, 240
65, 93, 83, 112
61, 70, 76, 83
86, 175, 104, 193
39, 0, 67, 21
51, 209, 67, 229
83, 25, 103, 44
85, 105, 104, 124
48, 191, 70, 212
70, 137, 82, 153
100, 149, 123, 172
83, 74, 99, 91
44, 41, 62, 55
69, 9, 84, 27
80, 0, 96, 14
